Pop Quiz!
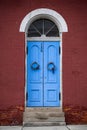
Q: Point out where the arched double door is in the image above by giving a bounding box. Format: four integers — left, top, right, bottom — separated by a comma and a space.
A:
20, 8, 68, 108
26, 19, 61, 107
27, 41, 60, 106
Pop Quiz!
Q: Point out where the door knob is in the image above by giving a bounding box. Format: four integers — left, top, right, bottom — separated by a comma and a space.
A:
47, 62, 56, 73
31, 61, 40, 70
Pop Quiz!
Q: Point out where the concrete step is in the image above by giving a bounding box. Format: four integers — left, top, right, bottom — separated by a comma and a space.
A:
24, 117, 65, 122
23, 107, 66, 126
24, 111, 65, 117
23, 121, 66, 127
25, 107, 62, 112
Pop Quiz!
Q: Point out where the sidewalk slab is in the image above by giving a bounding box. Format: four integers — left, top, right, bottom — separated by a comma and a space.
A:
1, 125, 87, 130
67, 125, 87, 130
0, 126, 22, 130
23, 126, 68, 130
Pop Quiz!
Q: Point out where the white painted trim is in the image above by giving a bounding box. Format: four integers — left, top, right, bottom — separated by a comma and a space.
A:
60, 33, 63, 109
19, 8, 68, 32
27, 37, 60, 41
25, 33, 27, 109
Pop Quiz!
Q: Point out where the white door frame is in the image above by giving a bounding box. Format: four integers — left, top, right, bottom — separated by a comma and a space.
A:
19, 8, 68, 109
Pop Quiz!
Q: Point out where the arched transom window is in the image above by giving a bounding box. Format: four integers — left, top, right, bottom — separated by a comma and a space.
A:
27, 19, 59, 37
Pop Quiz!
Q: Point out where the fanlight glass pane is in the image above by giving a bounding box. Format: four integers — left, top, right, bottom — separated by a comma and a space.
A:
27, 19, 59, 37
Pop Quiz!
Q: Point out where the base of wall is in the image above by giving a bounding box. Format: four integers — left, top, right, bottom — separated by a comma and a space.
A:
0, 106, 24, 126
0, 105, 87, 125
64, 105, 87, 124
23, 107, 66, 126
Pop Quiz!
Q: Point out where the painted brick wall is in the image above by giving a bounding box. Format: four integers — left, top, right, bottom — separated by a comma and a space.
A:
0, 0, 87, 125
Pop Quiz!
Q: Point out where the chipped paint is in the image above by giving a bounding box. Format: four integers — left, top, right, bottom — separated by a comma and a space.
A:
0, 106, 24, 125
64, 105, 87, 124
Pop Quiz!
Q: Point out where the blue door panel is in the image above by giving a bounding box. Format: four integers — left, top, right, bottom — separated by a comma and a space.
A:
27, 41, 43, 106
27, 41, 60, 107
44, 42, 60, 106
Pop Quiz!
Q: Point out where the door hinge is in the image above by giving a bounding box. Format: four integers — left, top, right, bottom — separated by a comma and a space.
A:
59, 92, 61, 101
26, 92, 28, 101
59, 46, 61, 55
26, 46, 28, 55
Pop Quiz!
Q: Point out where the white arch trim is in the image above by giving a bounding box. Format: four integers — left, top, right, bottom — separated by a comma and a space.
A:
19, 8, 68, 32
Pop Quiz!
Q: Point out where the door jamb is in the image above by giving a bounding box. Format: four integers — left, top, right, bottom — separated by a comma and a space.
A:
25, 34, 63, 109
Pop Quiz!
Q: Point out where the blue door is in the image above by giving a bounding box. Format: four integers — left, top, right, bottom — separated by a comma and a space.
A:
27, 41, 60, 107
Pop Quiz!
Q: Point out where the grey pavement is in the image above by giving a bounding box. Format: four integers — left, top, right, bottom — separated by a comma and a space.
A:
0, 125, 87, 130
67, 125, 87, 130
0, 126, 22, 130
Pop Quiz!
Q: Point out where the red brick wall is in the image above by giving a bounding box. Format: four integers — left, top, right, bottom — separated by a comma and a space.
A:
0, 0, 87, 125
